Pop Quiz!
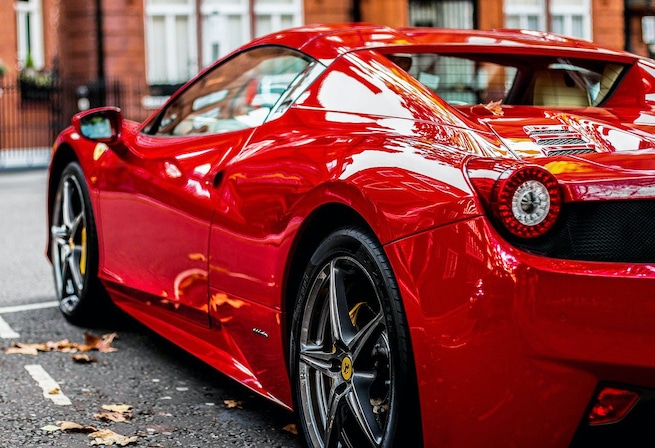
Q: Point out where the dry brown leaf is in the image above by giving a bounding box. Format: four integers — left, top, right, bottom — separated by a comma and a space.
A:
83, 332, 118, 353
282, 423, 298, 435
48, 387, 60, 395
46, 339, 77, 351
94, 412, 131, 423
6, 342, 49, 355
102, 404, 133, 413
72, 354, 98, 364
5, 333, 120, 356
89, 429, 138, 446
59, 421, 98, 433
223, 399, 243, 409
5, 346, 39, 355
483, 99, 504, 116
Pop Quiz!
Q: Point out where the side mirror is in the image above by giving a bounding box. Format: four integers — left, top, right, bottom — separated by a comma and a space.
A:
72, 107, 123, 144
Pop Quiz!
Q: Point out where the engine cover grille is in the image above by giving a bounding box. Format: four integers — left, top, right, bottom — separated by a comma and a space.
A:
523, 125, 597, 155
507, 200, 655, 263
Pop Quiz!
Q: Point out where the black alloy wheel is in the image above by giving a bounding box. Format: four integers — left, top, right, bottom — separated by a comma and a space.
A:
50, 162, 106, 324
291, 227, 420, 448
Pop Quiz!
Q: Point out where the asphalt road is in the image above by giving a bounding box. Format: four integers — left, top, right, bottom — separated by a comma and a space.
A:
0, 168, 301, 447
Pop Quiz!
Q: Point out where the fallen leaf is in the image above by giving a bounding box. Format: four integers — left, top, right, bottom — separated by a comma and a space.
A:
483, 99, 504, 116
223, 399, 243, 409
5, 333, 119, 356
72, 354, 98, 364
89, 429, 138, 446
102, 404, 133, 413
48, 387, 60, 395
282, 423, 298, 435
59, 421, 98, 433
46, 339, 77, 351
94, 412, 130, 423
83, 332, 118, 353
5, 346, 39, 355
5, 342, 49, 355
40, 425, 60, 432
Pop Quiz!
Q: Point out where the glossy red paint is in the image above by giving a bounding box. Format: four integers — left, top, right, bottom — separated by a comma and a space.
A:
47, 24, 655, 447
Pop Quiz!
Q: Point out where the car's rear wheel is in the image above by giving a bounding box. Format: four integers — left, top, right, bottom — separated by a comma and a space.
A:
291, 227, 420, 447
50, 162, 106, 325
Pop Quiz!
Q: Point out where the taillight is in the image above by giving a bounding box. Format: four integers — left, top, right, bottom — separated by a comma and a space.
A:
588, 386, 639, 425
467, 159, 562, 239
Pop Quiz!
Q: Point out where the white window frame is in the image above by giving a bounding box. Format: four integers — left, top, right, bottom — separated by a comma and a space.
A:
253, 0, 303, 37
550, 0, 591, 40
504, 0, 591, 40
504, 0, 547, 31
15, 0, 45, 70
200, 0, 302, 68
145, 0, 198, 85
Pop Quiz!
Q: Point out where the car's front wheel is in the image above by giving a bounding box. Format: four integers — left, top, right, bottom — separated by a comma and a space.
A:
50, 162, 107, 325
291, 227, 420, 447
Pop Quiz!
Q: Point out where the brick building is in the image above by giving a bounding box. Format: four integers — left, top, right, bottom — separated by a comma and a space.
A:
0, 0, 653, 151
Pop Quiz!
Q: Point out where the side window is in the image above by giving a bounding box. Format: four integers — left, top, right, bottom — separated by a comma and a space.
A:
148, 46, 312, 136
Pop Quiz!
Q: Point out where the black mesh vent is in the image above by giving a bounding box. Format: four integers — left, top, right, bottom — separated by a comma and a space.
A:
506, 200, 655, 263
535, 137, 588, 146
545, 148, 597, 156
525, 129, 567, 135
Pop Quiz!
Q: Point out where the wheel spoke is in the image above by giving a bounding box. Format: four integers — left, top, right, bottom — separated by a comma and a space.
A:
68, 247, 85, 292
328, 260, 355, 347
59, 249, 72, 293
69, 211, 84, 237
347, 374, 383, 447
61, 180, 75, 228
324, 383, 348, 448
349, 312, 385, 361
300, 342, 338, 377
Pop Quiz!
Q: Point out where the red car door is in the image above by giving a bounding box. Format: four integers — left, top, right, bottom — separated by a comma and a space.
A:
95, 129, 253, 327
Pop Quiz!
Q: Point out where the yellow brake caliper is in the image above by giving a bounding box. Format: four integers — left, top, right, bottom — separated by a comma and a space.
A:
80, 227, 87, 276
349, 302, 368, 328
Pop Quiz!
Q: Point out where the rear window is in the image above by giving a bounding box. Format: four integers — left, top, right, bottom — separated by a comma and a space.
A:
386, 53, 628, 108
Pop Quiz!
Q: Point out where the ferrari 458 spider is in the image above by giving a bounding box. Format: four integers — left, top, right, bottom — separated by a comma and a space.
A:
48, 24, 655, 447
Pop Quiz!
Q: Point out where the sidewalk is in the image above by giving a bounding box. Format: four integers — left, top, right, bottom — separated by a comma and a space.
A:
0, 148, 51, 171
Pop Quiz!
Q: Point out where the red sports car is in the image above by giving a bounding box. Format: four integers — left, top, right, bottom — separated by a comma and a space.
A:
48, 24, 655, 447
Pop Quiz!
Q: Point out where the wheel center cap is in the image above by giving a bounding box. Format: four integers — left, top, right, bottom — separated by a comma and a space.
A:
340, 356, 353, 381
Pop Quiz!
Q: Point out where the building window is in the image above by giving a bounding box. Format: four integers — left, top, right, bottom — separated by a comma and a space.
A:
504, 0, 591, 40
200, 0, 302, 69
145, 0, 198, 85
15, 0, 44, 70
409, 0, 477, 29
145, 0, 303, 86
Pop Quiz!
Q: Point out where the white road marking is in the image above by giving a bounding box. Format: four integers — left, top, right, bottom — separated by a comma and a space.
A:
0, 315, 20, 339
0, 300, 59, 314
0, 301, 59, 338
24, 364, 72, 406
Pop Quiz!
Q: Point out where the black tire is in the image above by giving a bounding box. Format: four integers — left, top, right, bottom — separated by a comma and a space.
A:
50, 162, 109, 325
290, 227, 421, 448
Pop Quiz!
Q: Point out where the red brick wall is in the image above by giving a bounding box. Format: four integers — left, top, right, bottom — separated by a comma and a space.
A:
304, 0, 352, 24
361, 0, 408, 28
592, 0, 625, 51
102, 0, 146, 80
57, 2, 98, 79
0, 3, 17, 76
478, 0, 505, 30
43, 0, 59, 71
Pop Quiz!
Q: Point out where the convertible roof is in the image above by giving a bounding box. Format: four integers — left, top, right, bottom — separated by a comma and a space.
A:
246, 23, 634, 63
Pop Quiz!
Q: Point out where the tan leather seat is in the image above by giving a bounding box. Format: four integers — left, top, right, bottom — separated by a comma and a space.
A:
533, 70, 590, 107
593, 63, 623, 106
